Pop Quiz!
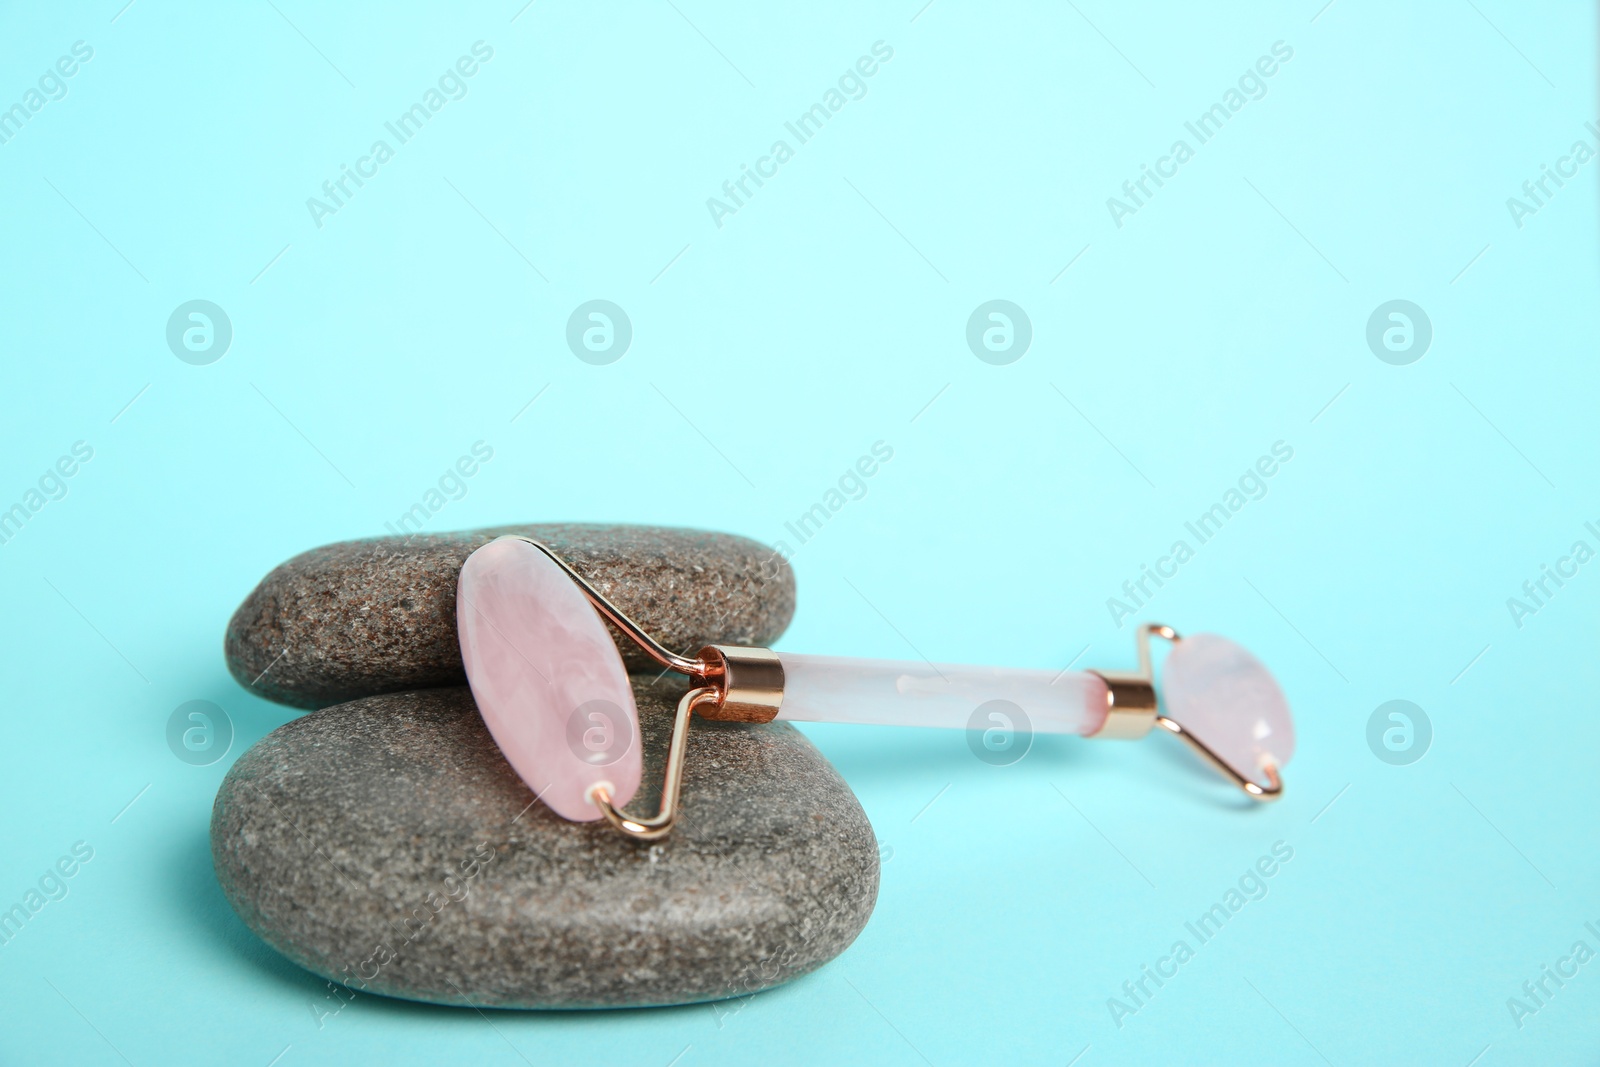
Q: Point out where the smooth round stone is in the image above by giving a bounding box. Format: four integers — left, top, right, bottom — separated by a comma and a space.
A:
1161, 633, 1295, 780
210, 685, 878, 1009
225, 524, 795, 709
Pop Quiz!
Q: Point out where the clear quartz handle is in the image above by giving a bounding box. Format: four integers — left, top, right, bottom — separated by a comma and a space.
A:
773, 653, 1110, 735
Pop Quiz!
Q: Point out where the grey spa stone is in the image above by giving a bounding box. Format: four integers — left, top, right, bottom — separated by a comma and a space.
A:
224, 524, 795, 709
210, 683, 879, 1009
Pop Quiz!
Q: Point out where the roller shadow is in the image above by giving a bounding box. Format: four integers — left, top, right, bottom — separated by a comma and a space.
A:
1142, 726, 1279, 811
802, 717, 1275, 813
799, 722, 1093, 786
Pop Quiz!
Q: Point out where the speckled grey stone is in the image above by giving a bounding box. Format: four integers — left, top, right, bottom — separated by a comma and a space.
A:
210, 682, 878, 1009
225, 524, 794, 709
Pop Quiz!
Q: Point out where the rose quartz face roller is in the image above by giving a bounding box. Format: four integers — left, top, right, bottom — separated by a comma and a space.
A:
458, 536, 1295, 840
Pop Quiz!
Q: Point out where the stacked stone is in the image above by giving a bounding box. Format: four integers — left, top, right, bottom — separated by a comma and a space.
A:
211, 524, 879, 1009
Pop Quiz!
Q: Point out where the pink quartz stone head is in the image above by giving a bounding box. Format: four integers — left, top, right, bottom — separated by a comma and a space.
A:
456, 537, 640, 821
1160, 633, 1294, 782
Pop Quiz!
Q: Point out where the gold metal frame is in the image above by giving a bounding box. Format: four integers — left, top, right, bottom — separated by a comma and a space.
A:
514, 537, 704, 677
1088, 622, 1282, 802
587, 686, 716, 840
500, 537, 1283, 841
503, 536, 782, 840
1156, 716, 1283, 800
1086, 623, 1174, 739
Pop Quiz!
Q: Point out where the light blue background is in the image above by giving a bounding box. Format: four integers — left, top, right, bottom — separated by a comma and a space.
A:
2, 1, 1597, 1063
